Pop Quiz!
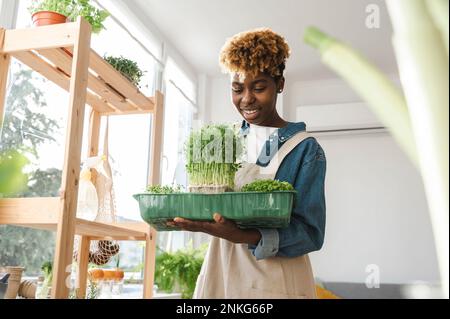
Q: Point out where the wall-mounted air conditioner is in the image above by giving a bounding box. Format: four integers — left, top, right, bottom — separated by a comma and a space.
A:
296, 102, 386, 136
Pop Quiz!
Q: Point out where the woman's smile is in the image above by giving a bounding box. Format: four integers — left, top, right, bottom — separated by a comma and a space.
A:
241, 107, 261, 120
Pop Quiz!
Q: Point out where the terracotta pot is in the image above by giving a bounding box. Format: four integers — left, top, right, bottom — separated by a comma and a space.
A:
32, 11, 68, 27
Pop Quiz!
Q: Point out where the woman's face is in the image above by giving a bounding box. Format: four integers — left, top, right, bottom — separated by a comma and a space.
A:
231, 72, 284, 126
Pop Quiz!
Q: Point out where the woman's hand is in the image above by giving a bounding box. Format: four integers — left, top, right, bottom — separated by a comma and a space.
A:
167, 213, 261, 245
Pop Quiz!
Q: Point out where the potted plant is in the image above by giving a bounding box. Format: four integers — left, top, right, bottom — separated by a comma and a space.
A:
28, 0, 73, 27
185, 124, 243, 193
35, 261, 52, 299
28, 0, 109, 34
103, 55, 146, 87
133, 125, 297, 230
154, 244, 207, 299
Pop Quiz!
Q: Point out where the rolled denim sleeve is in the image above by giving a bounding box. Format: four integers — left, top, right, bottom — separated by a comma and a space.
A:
247, 228, 280, 260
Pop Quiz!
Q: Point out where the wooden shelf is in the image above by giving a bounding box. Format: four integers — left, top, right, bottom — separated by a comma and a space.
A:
0, 197, 147, 240
0, 18, 162, 299
2, 22, 155, 116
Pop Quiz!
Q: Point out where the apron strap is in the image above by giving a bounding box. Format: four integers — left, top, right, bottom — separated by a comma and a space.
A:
259, 131, 312, 177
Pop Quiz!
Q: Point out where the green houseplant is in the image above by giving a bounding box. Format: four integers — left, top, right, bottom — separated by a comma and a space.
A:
35, 261, 53, 299
28, 0, 109, 33
103, 55, 146, 87
154, 244, 207, 299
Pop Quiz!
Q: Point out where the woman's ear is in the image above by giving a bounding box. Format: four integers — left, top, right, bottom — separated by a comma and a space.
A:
277, 77, 285, 93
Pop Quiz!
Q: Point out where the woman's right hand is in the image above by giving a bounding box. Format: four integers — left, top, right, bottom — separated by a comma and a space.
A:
166, 213, 261, 245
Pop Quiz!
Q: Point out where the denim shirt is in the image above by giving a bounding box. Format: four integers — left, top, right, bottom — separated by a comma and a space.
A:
240, 121, 326, 260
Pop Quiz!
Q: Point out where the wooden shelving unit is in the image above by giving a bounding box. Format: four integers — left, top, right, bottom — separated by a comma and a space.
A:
0, 17, 164, 299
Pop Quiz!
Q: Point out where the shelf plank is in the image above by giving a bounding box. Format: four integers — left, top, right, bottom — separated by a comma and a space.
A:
76, 220, 146, 239
0, 197, 59, 224
12, 50, 115, 114
37, 48, 137, 113
0, 198, 147, 240
1, 22, 77, 53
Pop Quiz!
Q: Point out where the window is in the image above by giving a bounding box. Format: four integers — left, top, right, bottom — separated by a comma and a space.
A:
0, 0, 67, 275
158, 59, 197, 252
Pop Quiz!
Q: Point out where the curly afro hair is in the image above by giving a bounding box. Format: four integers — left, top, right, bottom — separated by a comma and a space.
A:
219, 28, 291, 80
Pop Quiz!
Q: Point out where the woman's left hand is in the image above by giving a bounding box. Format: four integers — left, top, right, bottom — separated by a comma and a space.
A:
167, 213, 260, 245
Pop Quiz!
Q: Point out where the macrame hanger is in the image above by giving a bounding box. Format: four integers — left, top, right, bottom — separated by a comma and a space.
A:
73, 116, 120, 266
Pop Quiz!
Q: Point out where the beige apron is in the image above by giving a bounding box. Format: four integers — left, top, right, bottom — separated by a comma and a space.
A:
193, 131, 317, 299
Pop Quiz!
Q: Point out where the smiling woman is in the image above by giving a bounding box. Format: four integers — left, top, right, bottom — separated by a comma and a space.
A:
168, 28, 327, 299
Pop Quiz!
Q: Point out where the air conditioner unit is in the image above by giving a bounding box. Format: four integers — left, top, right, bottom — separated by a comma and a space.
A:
295, 102, 386, 136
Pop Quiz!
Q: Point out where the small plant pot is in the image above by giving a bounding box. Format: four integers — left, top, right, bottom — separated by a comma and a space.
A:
4, 266, 25, 299
31, 11, 68, 28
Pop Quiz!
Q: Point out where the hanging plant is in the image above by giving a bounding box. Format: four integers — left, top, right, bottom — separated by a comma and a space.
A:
103, 55, 146, 87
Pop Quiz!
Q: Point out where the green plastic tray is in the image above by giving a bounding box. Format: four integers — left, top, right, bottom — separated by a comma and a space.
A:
133, 191, 296, 231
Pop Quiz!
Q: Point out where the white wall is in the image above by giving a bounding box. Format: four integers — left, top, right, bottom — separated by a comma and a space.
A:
286, 76, 440, 284
311, 132, 439, 284
200, 74, 441, 284
201, 75, 239, 124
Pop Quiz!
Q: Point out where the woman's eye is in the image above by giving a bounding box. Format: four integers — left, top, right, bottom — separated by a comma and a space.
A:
232, 88, 243, 93
254, 87, 266, 92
